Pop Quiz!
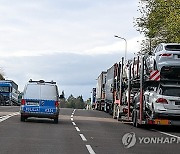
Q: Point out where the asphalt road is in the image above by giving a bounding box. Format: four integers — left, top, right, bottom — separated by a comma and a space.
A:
0, 107, 180, 154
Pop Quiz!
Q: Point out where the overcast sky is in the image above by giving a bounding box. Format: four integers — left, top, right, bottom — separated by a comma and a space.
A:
0, 0, 143, 100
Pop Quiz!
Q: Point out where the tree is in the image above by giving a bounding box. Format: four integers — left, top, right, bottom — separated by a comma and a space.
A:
0, 68, 5, 80
65, 94, 85, 109
75, 95, 85, 109
59, 91, 67, 108
67, 94, 76, 108
135, 0, 180, 54
0, 74, 5, 80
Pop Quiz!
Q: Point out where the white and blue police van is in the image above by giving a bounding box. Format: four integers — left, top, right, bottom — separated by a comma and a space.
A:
20, 79, 60, 123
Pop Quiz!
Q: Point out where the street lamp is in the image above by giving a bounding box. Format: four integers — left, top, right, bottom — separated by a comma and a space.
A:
114, 35, 127, 61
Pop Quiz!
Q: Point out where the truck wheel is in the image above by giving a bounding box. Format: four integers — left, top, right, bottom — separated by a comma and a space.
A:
109, 106, 113, 115
113, 104, 117, 119
20, 115, 26, 122
117, 108, 121, 121
132, 110, 140, 128
132, 111, 136, 127
54, 117, 59, 124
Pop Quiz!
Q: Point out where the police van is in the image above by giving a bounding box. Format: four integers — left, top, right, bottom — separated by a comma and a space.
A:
20, 79, 60, 123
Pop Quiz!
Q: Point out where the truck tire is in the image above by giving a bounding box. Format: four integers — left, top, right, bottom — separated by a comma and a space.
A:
109, 105, 113, 115
113, 104, 117, 119
117, 108, 121, 121
132, 110, 140, 128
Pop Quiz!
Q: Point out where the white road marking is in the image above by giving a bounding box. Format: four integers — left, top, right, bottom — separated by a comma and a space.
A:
86, 145, 96, 154
71, 118, 73, 121
71, 115, 73, 118
0, 115, 7, 119
72, 122, 76, 126
0, 112, 19, 123
75, 127, 80, 132
152, 129, 180, 139
80, 134, 87, 141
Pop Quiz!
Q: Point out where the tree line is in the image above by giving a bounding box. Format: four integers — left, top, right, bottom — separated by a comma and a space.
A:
60, 91, 85, 109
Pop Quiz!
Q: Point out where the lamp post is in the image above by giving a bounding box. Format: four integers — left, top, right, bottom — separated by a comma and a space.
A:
114, 35, 127, 61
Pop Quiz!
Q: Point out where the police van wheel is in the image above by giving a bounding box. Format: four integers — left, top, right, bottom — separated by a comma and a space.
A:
20, 115, 26, 122
54, 117, 58, 124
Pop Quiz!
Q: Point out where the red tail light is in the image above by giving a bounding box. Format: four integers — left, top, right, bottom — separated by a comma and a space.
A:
21, 99, 26, 105
55, 101, 59, 107
159, 54, 172, 57
156, 98, 168, 104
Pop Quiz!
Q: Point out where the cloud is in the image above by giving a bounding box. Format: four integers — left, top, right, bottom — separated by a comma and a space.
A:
0, 0, 143, 99
0, 52, 126, 99
0, 0, 141, 56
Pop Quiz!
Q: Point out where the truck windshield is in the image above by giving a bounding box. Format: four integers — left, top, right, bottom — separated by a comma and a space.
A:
0, 87, 10, 93
162, 87, 180, 97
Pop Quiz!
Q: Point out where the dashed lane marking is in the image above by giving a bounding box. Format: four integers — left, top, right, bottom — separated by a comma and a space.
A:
80, 134, 87, 141
75, 126, 80, 132
86, 145, 96, 154
72, 122, 76, 126
71, 109, 96, 154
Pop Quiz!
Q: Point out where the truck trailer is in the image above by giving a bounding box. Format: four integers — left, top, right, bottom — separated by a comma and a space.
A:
112, 56, 180, 127
95, 71, 107, 111
104, 63, 119, 115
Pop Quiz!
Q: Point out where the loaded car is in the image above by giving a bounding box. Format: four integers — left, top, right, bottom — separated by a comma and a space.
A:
20, 79, 60, 123
144, 83, 180, 119
146, 43, 180, 79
